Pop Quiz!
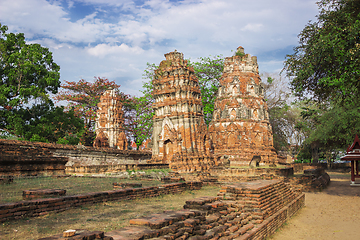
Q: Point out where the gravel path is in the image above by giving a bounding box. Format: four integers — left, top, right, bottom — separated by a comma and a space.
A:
270, 171, 360, 240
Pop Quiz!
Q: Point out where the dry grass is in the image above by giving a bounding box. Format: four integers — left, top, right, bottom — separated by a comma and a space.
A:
0, 185, 220, 240
0, 176, 162, 203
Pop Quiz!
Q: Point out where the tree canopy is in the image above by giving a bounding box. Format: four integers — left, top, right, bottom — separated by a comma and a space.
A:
283, 0, 360, 162
189, 55, 224, 125
0, 23, 84, 143
284, 0, 360, 104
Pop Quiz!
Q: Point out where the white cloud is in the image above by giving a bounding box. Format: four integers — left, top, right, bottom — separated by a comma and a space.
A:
87, 43, 144, 57
241, 23, 264, 32
0, 0, 319, 96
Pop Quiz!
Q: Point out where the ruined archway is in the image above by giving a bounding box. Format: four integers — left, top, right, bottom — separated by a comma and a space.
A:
250, 155, 261, 167
163, 139, 174, 163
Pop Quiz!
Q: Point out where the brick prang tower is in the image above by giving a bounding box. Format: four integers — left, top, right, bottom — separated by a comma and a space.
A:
93, 88, 127, 150
209, 47, 277, 167
151, 50, 215, 172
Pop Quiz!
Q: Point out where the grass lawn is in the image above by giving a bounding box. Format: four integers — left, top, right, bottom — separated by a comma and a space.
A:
0, 176, 162, 203
0, 185, 220, 240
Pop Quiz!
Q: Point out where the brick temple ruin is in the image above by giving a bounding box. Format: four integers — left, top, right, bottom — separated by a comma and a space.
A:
151, 50, 215, 172
2, 48, 333, 240
93, 88, 127, 150
91, 48, 278, 171
209, 47, 277, 167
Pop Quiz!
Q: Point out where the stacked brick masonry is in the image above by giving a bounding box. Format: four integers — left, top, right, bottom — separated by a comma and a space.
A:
22, 189, 66, 200
151, 50, 215, 172
39, 230, 113, 240
93, 89, 127, 149
211, 167, 294, 182
285, 171, 330, 192
65, 163, 168, 174
0, 139, 152, 176
218, 180, 298, 223
209, 47, 277, 167
103, 180, 304, 240
0, 181, 202, 222
0, 139, 68, 176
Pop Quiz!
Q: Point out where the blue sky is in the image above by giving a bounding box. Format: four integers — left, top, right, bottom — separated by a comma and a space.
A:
0, 0, 319, 96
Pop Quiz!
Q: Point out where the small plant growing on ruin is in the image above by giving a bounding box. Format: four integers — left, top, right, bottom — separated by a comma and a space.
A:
235, 51, 245, 57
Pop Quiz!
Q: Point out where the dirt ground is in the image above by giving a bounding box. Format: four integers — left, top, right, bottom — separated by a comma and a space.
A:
270, 171, 360, 240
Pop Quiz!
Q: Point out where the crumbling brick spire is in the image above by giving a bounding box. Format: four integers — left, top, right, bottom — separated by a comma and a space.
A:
150, 50, 214, 172
93, 88, 127, 150
209, 46, 277, 167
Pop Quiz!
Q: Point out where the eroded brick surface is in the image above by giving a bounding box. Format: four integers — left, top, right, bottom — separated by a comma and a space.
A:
38, 229, 111, 240
106, 180, 304, 240
150, 50, 216, 172
0, 139, 68, 176
30, 179, 306, 240
209, 47, 277, 167
22, 189, 66, 200
94, 88, 127, 150
0, 181, 202, 222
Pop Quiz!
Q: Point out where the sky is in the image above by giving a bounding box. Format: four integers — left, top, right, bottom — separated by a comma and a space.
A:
0, 0, 320, 96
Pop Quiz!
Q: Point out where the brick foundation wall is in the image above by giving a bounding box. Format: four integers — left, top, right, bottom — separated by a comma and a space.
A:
286, 172, 330, 192
0, 139, 68, 176
210, 167, 294, 182
0, 139, 152, 176
65, 163, 169, 174
40, 179, 305, 240
0, 181, 202, 223
290, 163, 327, 173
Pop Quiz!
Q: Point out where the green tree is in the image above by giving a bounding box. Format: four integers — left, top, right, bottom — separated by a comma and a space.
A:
283, 0, 360, 161
295, 100, 360, 163
189, 55, 224, 125
24, 106, 84, 144
283, 0, 360, 104
123, 95, 154, 150
0, 23, 83, 143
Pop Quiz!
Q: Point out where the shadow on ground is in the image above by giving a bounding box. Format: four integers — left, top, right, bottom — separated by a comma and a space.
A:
318, 171, 360, 197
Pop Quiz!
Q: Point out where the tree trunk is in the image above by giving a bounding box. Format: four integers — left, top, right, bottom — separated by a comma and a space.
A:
311, 141, 319, 163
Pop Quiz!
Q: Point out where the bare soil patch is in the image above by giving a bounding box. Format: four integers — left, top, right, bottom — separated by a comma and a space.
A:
270, 171, 360, 240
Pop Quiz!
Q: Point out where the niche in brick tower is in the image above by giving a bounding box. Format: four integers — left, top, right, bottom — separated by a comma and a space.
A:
93, 88, 127, 150
151, 50, 214, 172
209, 46, 278, 167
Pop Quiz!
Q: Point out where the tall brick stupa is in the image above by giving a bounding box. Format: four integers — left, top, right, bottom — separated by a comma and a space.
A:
151, 50, 215, 172
93, 88, 127, 150
209, 47, 277, 167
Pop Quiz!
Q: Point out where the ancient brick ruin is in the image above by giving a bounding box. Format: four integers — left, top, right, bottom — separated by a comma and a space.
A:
209, 47, 277, 167
0, 139, 68, 176
38, 179, 305, 240
93, 88, 127, 150
151, 50, 215, 172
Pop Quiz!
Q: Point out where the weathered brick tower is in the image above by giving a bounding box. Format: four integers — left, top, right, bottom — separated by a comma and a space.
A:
151, 50, 214, 172
93, 88, 127, 150
209, 47, 277, 167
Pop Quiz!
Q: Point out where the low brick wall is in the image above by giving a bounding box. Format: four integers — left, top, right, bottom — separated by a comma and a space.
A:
286, 172, 331, 192
290, 163, 327, 173
210, 167, 294, 182
40, 179, 305, 240
65, 163, 168, 174
22, 189, 66, 200
0, 181, 202, 223
0, 139, 153, 176
0, 139, 68, 176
